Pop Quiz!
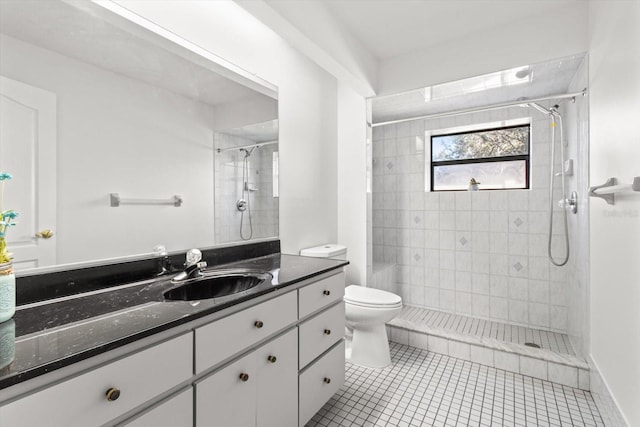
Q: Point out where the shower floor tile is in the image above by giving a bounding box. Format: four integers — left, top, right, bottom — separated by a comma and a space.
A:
391, 306, 575, 356
306, 343, 604, 427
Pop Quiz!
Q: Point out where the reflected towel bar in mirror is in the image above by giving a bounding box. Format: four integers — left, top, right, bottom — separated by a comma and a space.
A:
110, 193, 183, 207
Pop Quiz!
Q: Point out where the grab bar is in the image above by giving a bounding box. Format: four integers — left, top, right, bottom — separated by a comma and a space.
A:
588, 177, 640, 205
110, 193, 183, 207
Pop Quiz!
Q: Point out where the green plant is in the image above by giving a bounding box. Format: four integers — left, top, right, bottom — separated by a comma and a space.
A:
0, 173, 18, 264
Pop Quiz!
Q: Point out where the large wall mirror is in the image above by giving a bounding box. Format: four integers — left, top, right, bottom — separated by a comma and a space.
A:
0, 0, 279, 273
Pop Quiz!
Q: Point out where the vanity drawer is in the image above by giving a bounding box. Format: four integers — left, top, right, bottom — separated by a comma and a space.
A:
0, 333, 192, 427
299, 301, 345, 369
298, 272, 345, 319
195, 290, 297, 373
299, 340, 345, 427
122, 387, 193, 426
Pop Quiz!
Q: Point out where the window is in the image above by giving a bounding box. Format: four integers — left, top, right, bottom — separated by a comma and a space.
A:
429, 124, 530, 191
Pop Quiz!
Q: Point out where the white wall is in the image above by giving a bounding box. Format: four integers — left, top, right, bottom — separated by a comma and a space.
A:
114, 0, 341, 255
238, 0, 377, 98
588, 2, 640, 426
337, 83, 367, 285
377, 3, 588, 96
0, 34, 216, 263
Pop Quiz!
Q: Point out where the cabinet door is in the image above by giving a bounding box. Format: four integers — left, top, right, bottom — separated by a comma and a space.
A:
299, 302, 344, 368
196, 351, 257, 427
123, 388, 193, 427
299, 341, 345, 427
256, 329, 298, 427
196, 291, 297, 373
298, 273, 345, 319
0, 333, 192, 427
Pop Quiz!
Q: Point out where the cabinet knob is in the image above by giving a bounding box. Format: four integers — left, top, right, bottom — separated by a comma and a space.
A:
323, 329, 331, 335
323, 377, 331, 384
239, 373, 250, 382
267, 355, 277, 364
254, 320, 264, 329
323, 290, 331, 296
105, 387, 121, 402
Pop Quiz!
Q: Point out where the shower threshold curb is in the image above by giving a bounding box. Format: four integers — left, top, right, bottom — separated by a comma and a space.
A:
387, 318, 590, 391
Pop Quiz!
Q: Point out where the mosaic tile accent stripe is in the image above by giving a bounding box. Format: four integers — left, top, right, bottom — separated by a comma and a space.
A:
307, 343, 604, 427
392, 306, 575, 356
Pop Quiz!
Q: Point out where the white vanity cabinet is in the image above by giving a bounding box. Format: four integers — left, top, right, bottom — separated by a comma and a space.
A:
0, 269, 346, 427
297, 272, 346, 427
196, 328, 298, 427
0, 333, 192, 427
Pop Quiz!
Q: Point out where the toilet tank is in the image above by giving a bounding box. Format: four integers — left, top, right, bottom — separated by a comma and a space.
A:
299, 244, 347, 260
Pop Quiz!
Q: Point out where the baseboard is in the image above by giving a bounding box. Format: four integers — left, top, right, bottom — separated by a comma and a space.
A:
588, 354, 630, 427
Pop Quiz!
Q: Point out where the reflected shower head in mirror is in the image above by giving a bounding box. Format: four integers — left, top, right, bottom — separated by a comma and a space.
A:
240, 146, 258, 158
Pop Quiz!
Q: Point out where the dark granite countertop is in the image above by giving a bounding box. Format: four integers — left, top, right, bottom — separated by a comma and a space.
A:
0, 252, 347, 390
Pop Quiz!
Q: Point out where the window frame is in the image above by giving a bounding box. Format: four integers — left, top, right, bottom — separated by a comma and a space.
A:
426, 120, 531, 192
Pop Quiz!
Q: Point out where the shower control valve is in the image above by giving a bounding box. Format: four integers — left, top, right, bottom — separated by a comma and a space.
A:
236, 199, 248, 212
558, 191, 578, 214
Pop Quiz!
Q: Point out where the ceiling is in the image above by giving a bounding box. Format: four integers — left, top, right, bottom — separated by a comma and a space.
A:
372, 53, 586, 123
258, 1, 586, 122
320, 0, 581, 61
220, 119, 279, 143
0, 0, 267, 107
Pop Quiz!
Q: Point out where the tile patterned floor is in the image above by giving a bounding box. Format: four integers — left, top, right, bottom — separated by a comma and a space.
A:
307, 343, 603, 427
393, 307, 575, 356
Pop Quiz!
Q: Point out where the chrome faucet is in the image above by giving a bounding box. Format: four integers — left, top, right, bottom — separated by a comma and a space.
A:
172, 249, 207, 282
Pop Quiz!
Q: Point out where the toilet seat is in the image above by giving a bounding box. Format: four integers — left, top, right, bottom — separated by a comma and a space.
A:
344, 285, 402, 309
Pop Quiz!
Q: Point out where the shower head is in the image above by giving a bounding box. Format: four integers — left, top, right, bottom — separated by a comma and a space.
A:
240, 146, 258, 158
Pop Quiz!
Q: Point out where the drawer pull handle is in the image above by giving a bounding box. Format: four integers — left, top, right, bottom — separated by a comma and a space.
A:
105, 387, 121, 402
323, 377, 331, 384
239, 373, 250, 382
254, 320, 264, 329
323, 329, 331, 335
268, 355, 277, 364
323, 290, 331, 296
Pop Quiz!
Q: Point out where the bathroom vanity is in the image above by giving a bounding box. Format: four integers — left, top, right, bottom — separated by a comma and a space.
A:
0, 243, 347, 427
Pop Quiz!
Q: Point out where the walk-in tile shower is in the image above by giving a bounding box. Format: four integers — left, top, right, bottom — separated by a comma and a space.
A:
367, 53, 590, 373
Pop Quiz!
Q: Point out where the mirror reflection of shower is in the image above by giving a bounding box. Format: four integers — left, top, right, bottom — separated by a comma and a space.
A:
237, 145, 259, 240
214, 119, 279, 244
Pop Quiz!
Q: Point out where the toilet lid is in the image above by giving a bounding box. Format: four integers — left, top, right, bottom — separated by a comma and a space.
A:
344, 285, 402, 308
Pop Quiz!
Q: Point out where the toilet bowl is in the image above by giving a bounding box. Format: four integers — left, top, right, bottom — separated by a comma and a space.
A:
344, 285, 402, 368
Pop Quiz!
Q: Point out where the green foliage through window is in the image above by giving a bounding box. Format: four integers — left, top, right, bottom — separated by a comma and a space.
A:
430, 124, 530, 191
432, 125, 529, 161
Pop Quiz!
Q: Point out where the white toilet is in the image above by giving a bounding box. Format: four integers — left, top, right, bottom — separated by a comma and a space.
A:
343, 284, 402, 368
300, 244, 403, 368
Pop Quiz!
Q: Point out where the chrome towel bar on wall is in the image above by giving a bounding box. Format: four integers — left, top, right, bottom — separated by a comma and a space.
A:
109, 193, 183, 207
588, 177, 640, 205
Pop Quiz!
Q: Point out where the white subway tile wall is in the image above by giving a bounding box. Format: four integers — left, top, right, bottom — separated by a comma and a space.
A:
371, 105, 576, 333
